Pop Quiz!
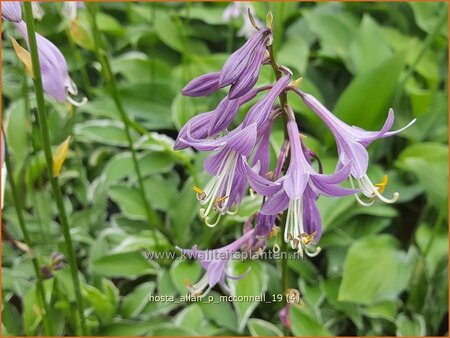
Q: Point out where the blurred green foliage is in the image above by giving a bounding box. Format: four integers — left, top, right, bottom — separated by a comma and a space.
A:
1, 2, 448, 336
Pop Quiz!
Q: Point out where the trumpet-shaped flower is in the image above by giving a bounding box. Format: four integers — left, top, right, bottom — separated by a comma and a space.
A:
174, 89, 257, 150
2, 2, 22, 22
177, 229, 255, 296
14, 21, 86, 106
244, 116, 355, 257
182, 28, 271, 100
178, 123, 257, 226
296, 90, 416, 206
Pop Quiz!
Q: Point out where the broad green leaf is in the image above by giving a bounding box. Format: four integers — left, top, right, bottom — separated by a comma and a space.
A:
339, 235, 417, 305
363, 300, 400, 322
121, 282, 156, 318
229, 260, 268, 333
290, 304, 332, 336
415, 222, 448, 276
348, 15, 392, 74
396, 143, 448, 209
198, 291, 237, 331
74, 120, 138, 146
303, 10, 357, 61
409, 2, 448, 37
333, 53, 404, 130
92, 252, 157, 278
248, 318, 283, 336
170, 260, 203, 294
278, 36, 309, 74
174, 303, 204, 332
396, 313, 426, 336
82, 284, 116, 324
104, 151, 175, 183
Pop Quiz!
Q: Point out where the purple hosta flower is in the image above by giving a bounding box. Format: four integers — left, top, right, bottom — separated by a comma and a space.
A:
179, 123, 257, 226
182, 72, 221, 97
2, 2, 22, 22
13, 21, 86, 106
182, 28, 272, 100
279, 304, 292, 329
243, 73, 291, 130
177, 229, 255, 296
245, 114, 356, 257
296, 90, 416, 206
220, 27, 272, 99
40, 251, 65, 279
174, 89, 257, 150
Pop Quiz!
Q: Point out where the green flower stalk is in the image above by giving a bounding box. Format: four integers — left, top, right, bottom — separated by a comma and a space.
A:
22, 2, 87, 335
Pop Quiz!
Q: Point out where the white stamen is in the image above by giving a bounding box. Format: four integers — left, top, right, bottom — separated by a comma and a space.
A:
67, 95, 88, 107
351, 174, 399, 206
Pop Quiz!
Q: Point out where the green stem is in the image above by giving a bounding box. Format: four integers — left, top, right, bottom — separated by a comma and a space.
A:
4, 138, 54, 336
86, 4, 163, 234
23, 3, 87, 335
393, 8, 447, 107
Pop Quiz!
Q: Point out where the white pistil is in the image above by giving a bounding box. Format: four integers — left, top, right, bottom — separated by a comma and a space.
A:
283, 197, 321, 258
196, 151, 239, 226
185, 274, 211, 297
350, 174, 399, 206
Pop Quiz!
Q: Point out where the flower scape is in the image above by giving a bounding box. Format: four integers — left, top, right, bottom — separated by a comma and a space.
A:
174, 11, 415, 296
1, 2, 447, 336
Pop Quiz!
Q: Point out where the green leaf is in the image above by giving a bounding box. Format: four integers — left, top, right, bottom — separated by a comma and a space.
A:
82, 284, 116, 324
396, 313, 426, 336
339, 235, 417, 305
363, 300, 400, 322
303, 10, 357, 61
74, 120, 139, 146
290, 305, 332, 336
409, 2, 448, 37
248, 318, 283, 336
396, 143, 448, 209
278, 36, 309, 74
174, 304, 204, 332
104, 151, 175, 183
121, 282, 156, 318
198, 291, 237, 331
229, 260, 268, 333
92, 252, 157, 278
170, 260, 203, 294
333, 53, 404, 130
109, 186, 147, 220
415, 222, 448, 276
348, 15, 392, 74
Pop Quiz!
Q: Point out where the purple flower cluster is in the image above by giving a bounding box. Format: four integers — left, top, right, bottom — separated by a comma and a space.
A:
2, 2, 86, 106
173, 12, 415, 294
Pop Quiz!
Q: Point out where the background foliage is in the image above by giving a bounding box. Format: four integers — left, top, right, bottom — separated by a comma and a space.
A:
2, 2, 448, 336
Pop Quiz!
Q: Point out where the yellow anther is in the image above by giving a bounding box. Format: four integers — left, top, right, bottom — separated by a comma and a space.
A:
300, 231, 318, 245
193, 186, 204, 194
215, 196, 229, 204
291, 77, 304, 88
375, 175, 388, 194
266, 11, 273, 29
